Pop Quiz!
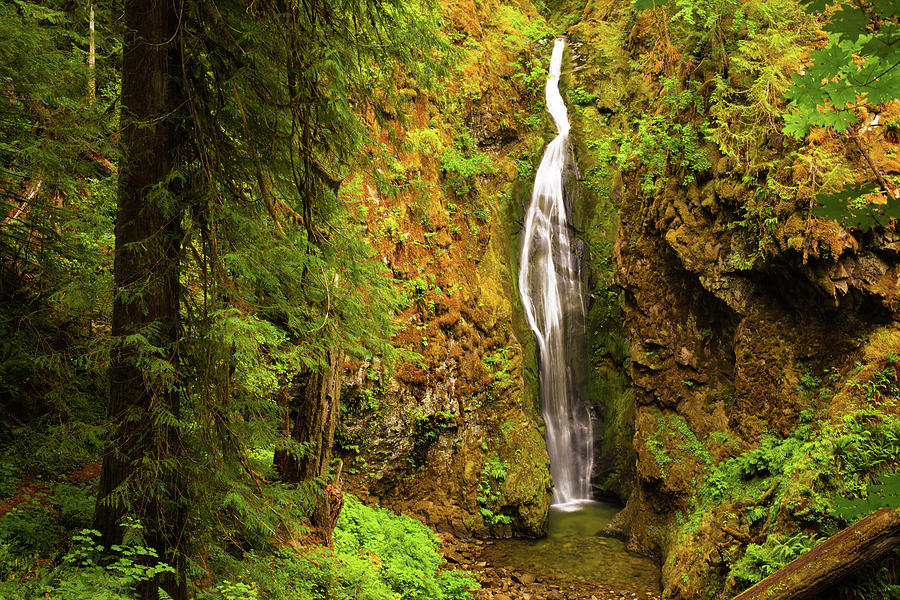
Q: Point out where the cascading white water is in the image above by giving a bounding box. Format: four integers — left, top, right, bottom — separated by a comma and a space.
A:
519, 38, 593, 507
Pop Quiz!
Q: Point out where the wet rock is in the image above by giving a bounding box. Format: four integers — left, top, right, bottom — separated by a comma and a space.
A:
513, 572, 536, 585
675, 347, 697, 369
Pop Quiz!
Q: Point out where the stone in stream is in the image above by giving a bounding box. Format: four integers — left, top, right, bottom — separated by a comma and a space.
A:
512, 572, 537, 585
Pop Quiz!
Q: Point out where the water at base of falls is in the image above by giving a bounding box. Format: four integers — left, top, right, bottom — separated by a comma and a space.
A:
519, 39, 594, 506
477, 501, 661, 595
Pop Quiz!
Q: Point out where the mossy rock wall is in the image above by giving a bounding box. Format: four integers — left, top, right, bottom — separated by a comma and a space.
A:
564, 35, 637, 503
334, 0, 557, 538
563, 0, 900, 597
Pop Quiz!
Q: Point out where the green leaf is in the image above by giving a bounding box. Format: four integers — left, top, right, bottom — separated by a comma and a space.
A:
799, 0, 829, 11
634, 0, 668, 9
812, 182, 885, 230
832, 472, 900, 522
819, 108, 857, 132
828, 7, 872, 40
860, 23, 900, 59
825, 82, 858, 107
811, 44, 853, 75
786, 74, 821, 105
782, 111, 811, 139
871, 0, 900, 17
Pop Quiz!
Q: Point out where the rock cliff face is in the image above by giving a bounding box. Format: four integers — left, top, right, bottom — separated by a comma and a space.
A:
334, 0, 557, 537
564, 0, 900, 596
612, 148, 900, 596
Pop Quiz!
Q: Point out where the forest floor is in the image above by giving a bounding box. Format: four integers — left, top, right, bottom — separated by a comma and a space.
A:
441, 534, 662, 600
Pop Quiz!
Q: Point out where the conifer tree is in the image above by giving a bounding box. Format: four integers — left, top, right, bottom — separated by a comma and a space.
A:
93, 1, 186, 598
92, 0, 444, 595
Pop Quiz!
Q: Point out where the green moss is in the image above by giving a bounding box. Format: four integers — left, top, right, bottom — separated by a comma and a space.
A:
670, 414, 712, 466
647, 414, 674, 477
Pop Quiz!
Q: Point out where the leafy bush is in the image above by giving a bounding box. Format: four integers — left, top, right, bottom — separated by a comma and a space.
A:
440, 134, 493, 196
0, 528, 175, 600
0, 497, 60, 559
334, 495, 478, 599
730, 533, 816, 587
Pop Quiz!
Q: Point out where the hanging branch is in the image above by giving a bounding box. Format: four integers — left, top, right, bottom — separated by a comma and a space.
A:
846, 127, 898, 200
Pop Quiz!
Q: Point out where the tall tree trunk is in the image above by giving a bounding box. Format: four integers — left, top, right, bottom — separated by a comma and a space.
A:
274, 347, 344, 545
93, 2, 185, 599
87, 3, 95, 102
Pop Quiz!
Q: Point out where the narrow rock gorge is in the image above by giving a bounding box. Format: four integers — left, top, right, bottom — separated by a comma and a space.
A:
2, 0, 899, 598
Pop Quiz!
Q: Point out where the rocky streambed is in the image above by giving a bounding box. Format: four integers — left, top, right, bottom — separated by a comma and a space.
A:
440, 502, 661, 600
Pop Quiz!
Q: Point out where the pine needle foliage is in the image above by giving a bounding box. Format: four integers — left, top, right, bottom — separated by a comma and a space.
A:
88, 0, 448, 595
0, 1, 119, 475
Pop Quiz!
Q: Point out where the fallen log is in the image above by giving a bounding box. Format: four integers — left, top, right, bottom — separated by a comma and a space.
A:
732, 508, 900, 600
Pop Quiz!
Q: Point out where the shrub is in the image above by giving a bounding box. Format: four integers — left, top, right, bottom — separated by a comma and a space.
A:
440, 134, 493, 196
334, 495, 478, 600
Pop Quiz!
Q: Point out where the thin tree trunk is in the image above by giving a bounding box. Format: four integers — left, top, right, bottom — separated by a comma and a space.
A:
93, 1, 185, 599
275, 347, 344, 545
87, 3, 95, 102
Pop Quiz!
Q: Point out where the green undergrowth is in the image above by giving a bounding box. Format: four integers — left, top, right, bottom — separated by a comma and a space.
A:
670, 365, 900, 597
0, 493, 477, 600
477, 453, 512, 527
330, 495, 479, 600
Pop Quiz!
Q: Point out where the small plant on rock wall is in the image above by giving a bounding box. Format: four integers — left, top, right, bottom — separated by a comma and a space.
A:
567, 87, 597, 107
412, 410, 458, 451
439, 133, 493, 196
400, 276, 430, 311
482, 347, 512, 386
477, 453, 512, 526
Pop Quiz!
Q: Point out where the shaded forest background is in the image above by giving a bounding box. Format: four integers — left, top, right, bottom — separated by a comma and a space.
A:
2, 0, 900, 599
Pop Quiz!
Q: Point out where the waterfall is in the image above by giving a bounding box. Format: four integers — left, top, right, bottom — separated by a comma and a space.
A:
519, 38, 593, 507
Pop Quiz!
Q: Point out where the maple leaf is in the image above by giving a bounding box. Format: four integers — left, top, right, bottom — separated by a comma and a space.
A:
826, 82, 858, 107
812, 183, 886, 231
860, 23, 900, 59
782, 111, 811, 139
828, 7, 872, 40
811, 45, 854, 75
822, 109, 858, 132
786, 75, 825, 107
871, 0, 900, 17
800, 0, 829, 11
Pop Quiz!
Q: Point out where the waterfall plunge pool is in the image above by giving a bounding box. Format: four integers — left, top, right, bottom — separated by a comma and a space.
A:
478, 501, 661, 595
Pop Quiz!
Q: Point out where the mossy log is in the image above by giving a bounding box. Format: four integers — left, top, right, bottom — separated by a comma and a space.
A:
732, 508, 900, 600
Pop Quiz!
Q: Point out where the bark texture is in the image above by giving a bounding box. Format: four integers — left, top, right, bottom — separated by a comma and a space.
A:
275, 348, 344, 544
93, 1, 185, 598
732, 509, 900, 600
